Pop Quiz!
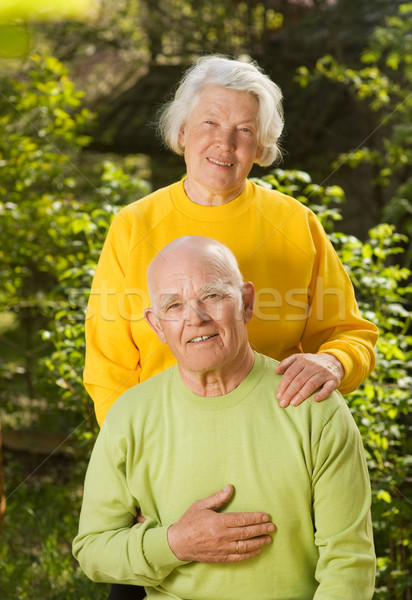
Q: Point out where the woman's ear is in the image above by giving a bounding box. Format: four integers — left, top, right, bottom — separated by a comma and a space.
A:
178, 124, 186, 148
255, 145, 264, 163
242, 282, 255, 323
144, 308, 167, 344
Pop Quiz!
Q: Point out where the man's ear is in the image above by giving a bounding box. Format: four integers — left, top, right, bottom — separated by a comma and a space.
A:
242, 282, 255, 323
144, 307, 167, 344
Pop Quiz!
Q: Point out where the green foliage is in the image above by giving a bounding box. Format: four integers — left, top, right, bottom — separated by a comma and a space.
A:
0, 55, 150, 432
0, 450, 109, 600
0, 54, 93, 424
296, 2, 412, 265
334, 224, 412, 599
35, 0, 280, 64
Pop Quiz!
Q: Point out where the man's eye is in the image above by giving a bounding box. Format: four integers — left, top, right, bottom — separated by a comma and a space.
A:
167, 303, 181, 311
204, 293, 220, 300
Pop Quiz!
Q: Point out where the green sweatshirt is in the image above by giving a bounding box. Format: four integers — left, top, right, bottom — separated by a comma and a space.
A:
73, 353, 375, 599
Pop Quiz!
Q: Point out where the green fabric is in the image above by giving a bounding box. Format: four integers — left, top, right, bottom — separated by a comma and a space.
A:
73, 353, 375, 599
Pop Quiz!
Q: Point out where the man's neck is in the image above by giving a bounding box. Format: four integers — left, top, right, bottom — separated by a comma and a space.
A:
178, 346, 255, 397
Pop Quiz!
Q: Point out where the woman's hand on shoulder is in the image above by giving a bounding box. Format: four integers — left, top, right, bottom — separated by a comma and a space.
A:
275, 353, 345, 407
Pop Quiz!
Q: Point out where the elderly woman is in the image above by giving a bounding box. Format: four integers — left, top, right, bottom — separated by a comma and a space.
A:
84, 55, 378, 599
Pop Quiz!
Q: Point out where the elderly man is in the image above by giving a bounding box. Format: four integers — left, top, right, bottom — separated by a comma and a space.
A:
73, 236, 375, 599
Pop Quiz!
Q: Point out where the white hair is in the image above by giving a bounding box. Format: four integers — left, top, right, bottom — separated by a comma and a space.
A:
157, 55, 284, 167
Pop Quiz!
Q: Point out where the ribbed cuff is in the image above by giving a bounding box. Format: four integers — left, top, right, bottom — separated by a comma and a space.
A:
143, 525, 188, 575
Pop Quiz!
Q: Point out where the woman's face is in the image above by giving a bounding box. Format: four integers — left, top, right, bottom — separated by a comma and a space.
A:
178, 85, 262, 205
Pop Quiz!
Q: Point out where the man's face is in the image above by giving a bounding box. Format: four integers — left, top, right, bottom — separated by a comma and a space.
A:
145, 250, 254, 376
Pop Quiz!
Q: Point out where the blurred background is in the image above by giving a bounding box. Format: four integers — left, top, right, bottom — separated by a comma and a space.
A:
0, 1, 411, 598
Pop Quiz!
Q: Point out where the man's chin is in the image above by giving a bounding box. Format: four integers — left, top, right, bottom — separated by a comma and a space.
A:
182, 351, 225, 374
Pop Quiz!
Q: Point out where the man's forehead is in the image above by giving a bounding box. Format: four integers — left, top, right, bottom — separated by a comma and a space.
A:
155, 278, 231, 297
153, 260, 228, 288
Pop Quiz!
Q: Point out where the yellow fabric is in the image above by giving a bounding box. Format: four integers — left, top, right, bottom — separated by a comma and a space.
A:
84, 179, 378, 425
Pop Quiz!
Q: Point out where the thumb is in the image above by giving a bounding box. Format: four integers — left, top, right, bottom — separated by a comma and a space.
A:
199, 484, 234, 511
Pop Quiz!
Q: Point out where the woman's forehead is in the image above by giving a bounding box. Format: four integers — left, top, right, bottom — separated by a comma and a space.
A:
191, 85, 259, 119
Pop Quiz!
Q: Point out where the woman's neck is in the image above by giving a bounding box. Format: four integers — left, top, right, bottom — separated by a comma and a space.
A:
183, 177, 246, 207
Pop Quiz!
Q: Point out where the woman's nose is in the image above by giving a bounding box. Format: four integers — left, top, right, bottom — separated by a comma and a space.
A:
215, 128, 235, 151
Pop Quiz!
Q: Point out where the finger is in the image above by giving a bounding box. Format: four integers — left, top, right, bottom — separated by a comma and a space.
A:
275, 354, 297, 374
225, 548, 263, 562
198, 484, 234, 510
276, 360, 305, 393
289, 376, 322, 406
223, 511, 272, 528
313, 379, 337, 403
276, 365, 306, 406
281, 367, 331, 406
232, 535, 273, 555
288, 370, 339, 406
228, 521, 275, 540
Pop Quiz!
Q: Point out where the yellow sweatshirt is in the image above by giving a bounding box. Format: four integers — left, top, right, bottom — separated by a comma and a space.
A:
84, 179, 378, 425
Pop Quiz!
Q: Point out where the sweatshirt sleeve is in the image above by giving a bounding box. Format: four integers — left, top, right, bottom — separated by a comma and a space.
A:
312, 399, 376, 599
302, 212, 378, 393
83, 211, 142, 426
72, 421, 186, 585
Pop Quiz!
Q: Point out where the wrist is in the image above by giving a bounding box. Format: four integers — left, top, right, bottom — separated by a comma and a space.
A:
320, 353, 345, 379
167, 524, 184, 560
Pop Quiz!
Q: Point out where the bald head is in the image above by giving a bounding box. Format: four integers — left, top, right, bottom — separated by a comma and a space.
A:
147, 236, 244, 308
144, 236, 255, 388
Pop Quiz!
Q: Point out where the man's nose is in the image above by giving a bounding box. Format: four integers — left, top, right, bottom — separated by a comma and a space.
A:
183, 300, 210, 324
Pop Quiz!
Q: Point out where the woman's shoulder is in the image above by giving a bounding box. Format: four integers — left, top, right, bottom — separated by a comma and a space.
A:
120, 181, 180, 217
250, 179, 310, 213
249, 179, 325, 235
107, 181, 181, 240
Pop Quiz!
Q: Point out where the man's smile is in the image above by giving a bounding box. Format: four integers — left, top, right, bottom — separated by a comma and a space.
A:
188, 334, 219, 343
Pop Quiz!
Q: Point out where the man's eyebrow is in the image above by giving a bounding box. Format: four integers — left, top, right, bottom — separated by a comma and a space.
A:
156, 282, 232, 310
198, 282, 232, 296
157, 293, 180, 311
